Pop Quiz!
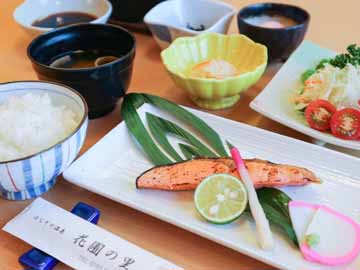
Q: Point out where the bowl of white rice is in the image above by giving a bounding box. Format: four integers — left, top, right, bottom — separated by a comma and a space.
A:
0, 81, 88, 200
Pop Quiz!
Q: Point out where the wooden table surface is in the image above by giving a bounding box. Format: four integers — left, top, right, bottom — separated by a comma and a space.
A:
0, 0, 359, 269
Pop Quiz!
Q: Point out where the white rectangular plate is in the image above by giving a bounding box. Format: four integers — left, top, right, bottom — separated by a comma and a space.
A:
250, 41, 360, 151
64, 103, 360, 270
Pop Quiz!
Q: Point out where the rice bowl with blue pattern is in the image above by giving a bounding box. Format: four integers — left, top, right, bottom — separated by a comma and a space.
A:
0, 81, 88, 200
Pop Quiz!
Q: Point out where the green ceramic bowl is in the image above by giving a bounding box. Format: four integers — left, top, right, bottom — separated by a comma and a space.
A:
161, 33, 268, 109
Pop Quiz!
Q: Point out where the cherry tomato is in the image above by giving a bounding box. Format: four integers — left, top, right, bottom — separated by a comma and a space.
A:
305, 100, 337, 131
330, 108, 360, 140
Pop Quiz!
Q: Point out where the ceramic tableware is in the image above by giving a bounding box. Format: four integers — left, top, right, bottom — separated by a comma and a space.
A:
144, 0, 235, 49
0, 81, 88, 201
161, 32, 267, 109
237, 3, 310, 62
64, 102, 360, 270
13, 0, 112, 37
110, 0, 165, 23
27, 23, 136, 119
249, 41, 360, 151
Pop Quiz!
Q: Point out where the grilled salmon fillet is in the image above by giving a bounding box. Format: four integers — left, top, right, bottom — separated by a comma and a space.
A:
136, 158, 321, 191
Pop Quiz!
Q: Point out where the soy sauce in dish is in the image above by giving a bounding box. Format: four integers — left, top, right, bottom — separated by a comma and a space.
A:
32, 12, 97, 28
49, 50, 119, 69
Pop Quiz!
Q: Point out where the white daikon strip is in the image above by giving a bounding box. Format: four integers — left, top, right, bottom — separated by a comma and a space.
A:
230, 148, 274, 250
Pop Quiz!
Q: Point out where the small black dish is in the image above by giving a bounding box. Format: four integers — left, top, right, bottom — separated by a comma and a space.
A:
110, 0, 166, 23
28, 23, 136, 119
237, 3, 310, 62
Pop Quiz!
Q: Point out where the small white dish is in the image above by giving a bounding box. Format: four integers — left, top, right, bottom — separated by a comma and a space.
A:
144, 0, 235, 49
13, 0, 112, 37
250, 40, 360, 151
64, 102, 360, 269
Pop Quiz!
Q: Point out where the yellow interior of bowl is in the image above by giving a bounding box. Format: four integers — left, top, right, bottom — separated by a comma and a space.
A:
161, 33, 267, 80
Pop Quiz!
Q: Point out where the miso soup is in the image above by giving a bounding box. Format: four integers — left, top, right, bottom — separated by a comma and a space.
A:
244, 14, 297, 28
49, 50, 120, 69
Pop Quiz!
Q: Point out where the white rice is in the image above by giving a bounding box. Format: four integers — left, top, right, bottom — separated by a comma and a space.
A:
0, 93, 79, 162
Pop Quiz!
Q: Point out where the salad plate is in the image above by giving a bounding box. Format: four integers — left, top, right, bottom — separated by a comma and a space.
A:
64, 102, 360, 270
250, 41, 360, 151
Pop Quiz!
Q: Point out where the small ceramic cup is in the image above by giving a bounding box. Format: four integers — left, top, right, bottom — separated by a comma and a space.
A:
0, 81, 88, 200
13, 0, 112, 37
144, 0, 235, 49
237, 3, 310, 62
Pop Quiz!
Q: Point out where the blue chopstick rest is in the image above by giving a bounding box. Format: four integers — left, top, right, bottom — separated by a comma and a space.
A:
19, 202, 100, 270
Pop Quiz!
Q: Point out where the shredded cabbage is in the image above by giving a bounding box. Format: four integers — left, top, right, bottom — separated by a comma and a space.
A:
294, 63, 360, 111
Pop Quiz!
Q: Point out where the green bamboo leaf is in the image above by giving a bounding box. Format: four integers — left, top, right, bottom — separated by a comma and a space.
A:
257, 188, 293, 220
260, 203, 298, 246
146, 113, 218, 158
244, 188, 297, 246
179, 143, 201, 159
144, 94, 228, 157
146, 113, 183, 162
128, 92, 147, 108
256, 188, 298, 246
121, 94, 172, 166
226, 141, 235, 151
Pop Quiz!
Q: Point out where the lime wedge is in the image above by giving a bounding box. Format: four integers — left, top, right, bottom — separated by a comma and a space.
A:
194, 173, 248, 224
